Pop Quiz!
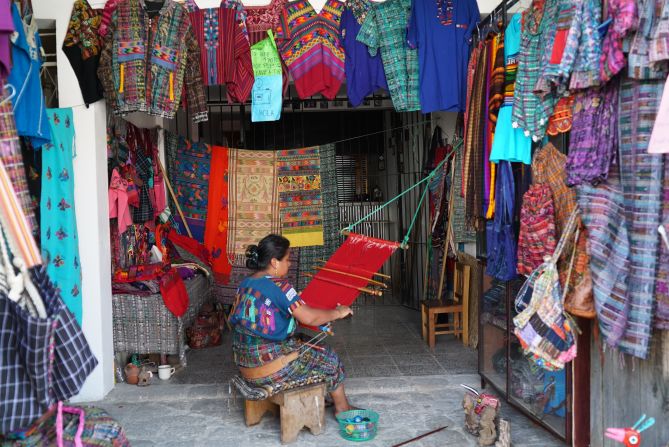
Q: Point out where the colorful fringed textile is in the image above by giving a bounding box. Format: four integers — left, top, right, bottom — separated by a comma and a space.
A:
204, 146, 232, 283
617, 77, 664, 358
276, 147, 324, 247
300, 233, 399, 309
297, 144, 340, 290
170, 132, 212, 242
576, 182, 630, 350
227, 149, 280, 264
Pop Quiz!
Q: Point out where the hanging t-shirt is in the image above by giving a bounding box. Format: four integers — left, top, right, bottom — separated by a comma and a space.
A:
8, 2, 50, 147
407, 0, 480, 113
357, 0, 420, 112
251, 31, 283, 122
340, 0, 387, 107
230, 276, 305, 341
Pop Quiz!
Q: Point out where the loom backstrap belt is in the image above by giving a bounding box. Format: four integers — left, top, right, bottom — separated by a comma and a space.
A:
343, 139, 463, 248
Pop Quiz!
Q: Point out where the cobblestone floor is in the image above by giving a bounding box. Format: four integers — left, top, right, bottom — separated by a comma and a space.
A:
94, 306, 567, 446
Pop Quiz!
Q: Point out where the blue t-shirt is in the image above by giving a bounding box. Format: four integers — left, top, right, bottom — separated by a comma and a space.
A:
230, 276, 304, 340
340, 1, 387, 107
407, 0, 480, 113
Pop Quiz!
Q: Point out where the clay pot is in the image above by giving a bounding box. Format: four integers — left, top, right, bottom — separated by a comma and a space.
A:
124, 363, 140, 385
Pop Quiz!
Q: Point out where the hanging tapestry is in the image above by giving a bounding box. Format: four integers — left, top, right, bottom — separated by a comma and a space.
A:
204, 145, 232, 283
171, 132, 212, 242
576, 181, 630, 350
297, 144, 340, 290
617, 77, 664, 359
300, 233, 399, 309
227, 149, 279, 264
251, 30, 283, 122
276, 147, 323, 247
41, 108, 82, 323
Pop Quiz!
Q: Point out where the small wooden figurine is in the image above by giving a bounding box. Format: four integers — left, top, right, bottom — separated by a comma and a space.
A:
461, 385, 501, 446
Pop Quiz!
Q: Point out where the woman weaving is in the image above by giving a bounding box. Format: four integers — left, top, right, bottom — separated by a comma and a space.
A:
230, 234, 357, 417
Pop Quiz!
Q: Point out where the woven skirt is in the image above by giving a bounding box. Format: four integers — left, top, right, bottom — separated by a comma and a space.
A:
232, 327, 345, 394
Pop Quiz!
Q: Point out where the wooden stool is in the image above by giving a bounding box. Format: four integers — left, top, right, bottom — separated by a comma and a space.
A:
244, 383, 326, 444
421, 263, 471, 349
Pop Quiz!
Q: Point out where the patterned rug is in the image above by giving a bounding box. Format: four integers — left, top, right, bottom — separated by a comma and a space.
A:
227, 149, 280, 265
276, 147, 323, 247
165, 131, 211, 242
297, 144, 341, 290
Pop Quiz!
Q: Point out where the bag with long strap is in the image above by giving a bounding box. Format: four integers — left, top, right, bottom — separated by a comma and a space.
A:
485, 161, 517, 281
513, 209, 580, 371
516, 183, 557, 275
0, 160, 98, 433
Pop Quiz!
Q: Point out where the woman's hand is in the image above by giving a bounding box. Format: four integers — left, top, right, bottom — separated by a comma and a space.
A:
335, 304, 353, 319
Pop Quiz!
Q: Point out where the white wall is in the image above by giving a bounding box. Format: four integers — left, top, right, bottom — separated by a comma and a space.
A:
33, 0, 114, 402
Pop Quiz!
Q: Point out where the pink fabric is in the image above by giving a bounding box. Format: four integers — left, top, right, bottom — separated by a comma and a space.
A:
56, 402, 85, 447
108, 168, 132, 234
153, 175, 167, 215
648, 75, 669, 153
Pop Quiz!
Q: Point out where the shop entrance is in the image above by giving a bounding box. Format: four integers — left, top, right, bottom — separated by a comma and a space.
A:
173, 90, 432, 309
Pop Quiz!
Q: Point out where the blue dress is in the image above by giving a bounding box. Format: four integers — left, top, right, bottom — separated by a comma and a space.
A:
41, 108, 82, 323
7, 3, 50, 147
407, 0, 480, 113
340, 0, 387, 107
489, 13, 532, 165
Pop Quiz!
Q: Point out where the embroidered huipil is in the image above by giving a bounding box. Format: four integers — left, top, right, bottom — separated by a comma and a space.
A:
275, 0, 345, 100
98, 0, 208, 122
600, 0, 637, 82
407, 0, 479, 113
340, 0, 387, 107
63, 0, 104, 106
511, 0, 559, 142
246, 0, 288, 45
357, 0, 419, 112
187, 0, 254, 103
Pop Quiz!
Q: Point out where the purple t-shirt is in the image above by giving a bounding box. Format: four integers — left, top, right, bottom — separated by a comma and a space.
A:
340, 0, 387, 107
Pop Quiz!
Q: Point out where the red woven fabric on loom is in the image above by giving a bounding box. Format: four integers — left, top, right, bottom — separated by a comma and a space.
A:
299, 233, 399, 309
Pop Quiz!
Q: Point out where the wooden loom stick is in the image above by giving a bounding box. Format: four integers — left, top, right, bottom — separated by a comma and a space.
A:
316, 259, 391, 279
156, 157, 193, 238
436, 160, 457, 301
304, 273, 383, 297
314, 266, 388, 288
391, 426, 448, 447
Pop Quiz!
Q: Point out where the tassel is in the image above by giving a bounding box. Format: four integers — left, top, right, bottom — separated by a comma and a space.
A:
119, 64, 125, 93
169, 72, 174, 101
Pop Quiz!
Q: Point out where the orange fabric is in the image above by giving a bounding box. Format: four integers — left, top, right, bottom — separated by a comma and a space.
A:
204, 146, 232, 283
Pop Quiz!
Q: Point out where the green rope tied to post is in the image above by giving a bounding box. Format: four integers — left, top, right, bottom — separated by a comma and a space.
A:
342, 139, 463, 249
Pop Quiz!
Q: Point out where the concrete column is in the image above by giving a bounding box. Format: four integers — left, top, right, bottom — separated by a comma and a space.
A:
34, 0, 114, 401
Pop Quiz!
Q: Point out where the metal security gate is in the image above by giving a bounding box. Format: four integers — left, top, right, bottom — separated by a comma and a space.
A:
171, 87, 431, 309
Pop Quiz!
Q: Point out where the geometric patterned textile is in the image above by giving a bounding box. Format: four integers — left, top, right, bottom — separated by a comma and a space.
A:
276, 147, 323, 247
227, 149, 279, 265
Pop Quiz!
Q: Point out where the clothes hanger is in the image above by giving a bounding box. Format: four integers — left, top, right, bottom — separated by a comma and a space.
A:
0, 84, 16, 107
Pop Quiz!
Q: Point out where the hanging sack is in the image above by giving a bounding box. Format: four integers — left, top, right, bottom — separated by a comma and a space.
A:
485, 161, 517, 280
561, 225, 596, 318
0, 160, 97, 433
516, 183, 558, 275
513, 209, 580, 371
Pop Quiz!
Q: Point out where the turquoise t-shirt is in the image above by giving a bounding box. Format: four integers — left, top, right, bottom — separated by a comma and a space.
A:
230, 276, 304, 340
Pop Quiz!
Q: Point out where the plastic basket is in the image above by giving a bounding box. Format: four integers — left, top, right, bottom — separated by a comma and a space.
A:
336, 409, 379, 442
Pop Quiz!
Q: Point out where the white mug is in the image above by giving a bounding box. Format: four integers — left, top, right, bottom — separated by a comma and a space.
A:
158, 364, 176, 380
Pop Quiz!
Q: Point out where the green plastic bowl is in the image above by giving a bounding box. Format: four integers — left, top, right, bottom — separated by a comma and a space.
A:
336, 409, 379, 442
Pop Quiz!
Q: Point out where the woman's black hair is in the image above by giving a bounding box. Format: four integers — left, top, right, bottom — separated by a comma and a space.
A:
245, 234, 290, 270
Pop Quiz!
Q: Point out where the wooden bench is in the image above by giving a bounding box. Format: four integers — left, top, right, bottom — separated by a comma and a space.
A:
243, 382, 326, 444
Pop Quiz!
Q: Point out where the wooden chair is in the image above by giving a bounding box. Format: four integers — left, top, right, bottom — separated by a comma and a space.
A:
243, 383, 326, 444
421, 262, 471, 349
